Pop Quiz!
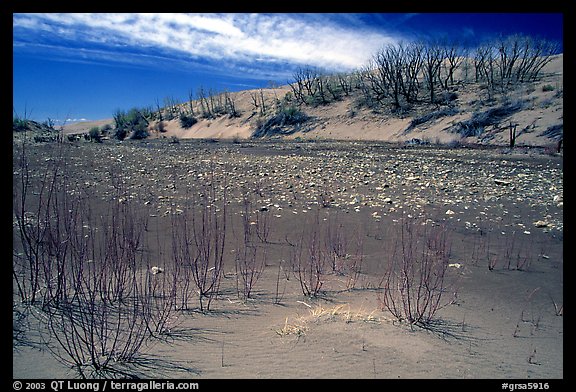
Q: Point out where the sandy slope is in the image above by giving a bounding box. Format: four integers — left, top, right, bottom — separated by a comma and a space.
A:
63, 55, 563, 148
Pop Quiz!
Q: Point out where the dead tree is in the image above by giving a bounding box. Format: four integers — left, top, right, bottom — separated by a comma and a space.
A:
509, 122, 518, 149
289, 66, 323, 106
474, 43, 497, 101
197, 86, 212, 118
401, 42, 424, 104
372, 44, 404, 109
422, 43, 443, 104
441, 42, 464, 89
187, 89, 196, 117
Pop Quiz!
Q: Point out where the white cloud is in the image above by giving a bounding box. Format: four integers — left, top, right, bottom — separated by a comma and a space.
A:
13, 13, 400, 74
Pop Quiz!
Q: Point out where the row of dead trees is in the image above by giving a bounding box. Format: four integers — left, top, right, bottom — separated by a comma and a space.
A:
133, 34, 559, 132
154, 87, 239, 123
287, 34, 559, 112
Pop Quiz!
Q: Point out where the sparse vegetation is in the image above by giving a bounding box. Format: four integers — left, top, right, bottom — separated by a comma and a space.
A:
378, 217, 455, 327
252, 103, 310, 138
43, 34, 559, 146
113, 107, 150, 140
179, 113, 198, 129
450, 100, 525, 137
13, 30, 563, 379
12, 140, 176, 378
13, 135, 563, 378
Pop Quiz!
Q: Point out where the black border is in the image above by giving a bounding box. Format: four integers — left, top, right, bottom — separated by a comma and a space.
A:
6, 1, 571, 389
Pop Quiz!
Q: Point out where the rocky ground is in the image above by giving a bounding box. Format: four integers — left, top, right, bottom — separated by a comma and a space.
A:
40, 138, 563, 232
13, 137, 563, 380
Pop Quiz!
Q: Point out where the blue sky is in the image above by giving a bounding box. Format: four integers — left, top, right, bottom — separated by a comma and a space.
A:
12, 13, 564, 124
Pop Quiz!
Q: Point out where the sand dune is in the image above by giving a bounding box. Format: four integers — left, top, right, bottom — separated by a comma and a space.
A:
63, 54, 562, 147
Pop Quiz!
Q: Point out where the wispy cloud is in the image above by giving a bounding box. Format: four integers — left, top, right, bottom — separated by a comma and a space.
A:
13, 13, 400, 79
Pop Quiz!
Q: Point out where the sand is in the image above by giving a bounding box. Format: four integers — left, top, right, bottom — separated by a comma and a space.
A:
13, 139, 563, 381
62, 55, 563, 150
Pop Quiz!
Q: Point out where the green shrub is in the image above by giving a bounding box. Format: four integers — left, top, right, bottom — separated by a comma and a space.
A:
113, 108, 149, 140
406, 107, 459, 132
542, 84, 555, 92
13, 118, 29, 132
179, 114, 198, 129
115, 128, 127, 140
129, 124, 149, 140
88, 126, 102, 142
252, 105, 310, 138
451, 101, 524, 138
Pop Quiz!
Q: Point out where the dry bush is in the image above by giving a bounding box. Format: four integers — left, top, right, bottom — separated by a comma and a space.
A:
289, 210, 364, 297
170, 162, 228, 311
233, 194, 267, 300
13, 141, 178, 378
289, 210, 329, 297
308, 304, 379, 324
378, 217, 456, 327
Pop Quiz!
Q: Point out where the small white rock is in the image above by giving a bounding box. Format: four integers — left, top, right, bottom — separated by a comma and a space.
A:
150, 266, 163, 275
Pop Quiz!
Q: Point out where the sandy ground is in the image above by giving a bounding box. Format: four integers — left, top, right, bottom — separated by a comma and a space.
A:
13, 139, 563, 381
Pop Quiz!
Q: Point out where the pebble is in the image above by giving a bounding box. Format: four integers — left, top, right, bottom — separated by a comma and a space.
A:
22, 141, 562, 234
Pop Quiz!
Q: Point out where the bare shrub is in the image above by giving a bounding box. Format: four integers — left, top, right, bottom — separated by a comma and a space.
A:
324, 213, 349, 274
13, 140, 178, 378
234, 195, 266, 300
378, 217, 455, 327
45, 188, 177, 377
170, 162, 228, 311
290, 210, 328, 297
13, 140, 69, 307
288, 210, 364, 297
323, 212, 364, 289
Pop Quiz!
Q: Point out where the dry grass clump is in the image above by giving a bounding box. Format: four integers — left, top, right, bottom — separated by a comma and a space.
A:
308, 304, 379, 324
275, 317, 308, 337
276, 304, 379, 337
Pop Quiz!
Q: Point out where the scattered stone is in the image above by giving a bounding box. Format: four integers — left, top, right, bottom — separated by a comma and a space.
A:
17, 140, 562, 235
150, 266, 163, 275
